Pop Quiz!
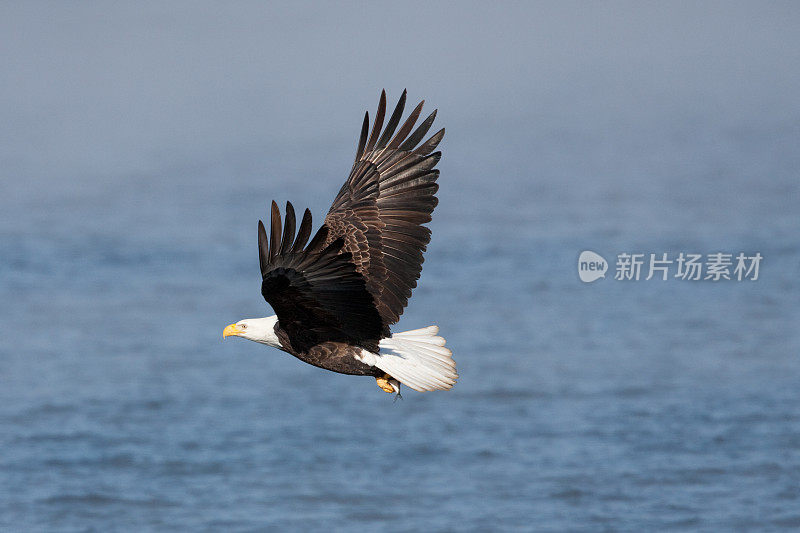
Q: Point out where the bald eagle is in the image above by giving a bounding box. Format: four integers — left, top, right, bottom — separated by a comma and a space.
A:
223, 90, 457, 395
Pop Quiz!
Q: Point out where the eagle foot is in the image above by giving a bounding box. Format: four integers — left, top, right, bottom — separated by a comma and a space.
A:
376, 374, 396, 393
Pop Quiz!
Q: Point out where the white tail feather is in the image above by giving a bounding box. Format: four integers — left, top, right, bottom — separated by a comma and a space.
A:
357, 326, 458, 392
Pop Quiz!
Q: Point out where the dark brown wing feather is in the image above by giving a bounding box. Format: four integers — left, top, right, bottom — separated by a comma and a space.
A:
259, 201, 386, 352
324, 90, 444, 327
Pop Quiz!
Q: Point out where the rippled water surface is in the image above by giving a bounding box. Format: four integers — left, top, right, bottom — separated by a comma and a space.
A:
2, 3, 800, 531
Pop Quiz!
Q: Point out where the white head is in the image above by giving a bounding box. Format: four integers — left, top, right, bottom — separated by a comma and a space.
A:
223, 315, 282, 349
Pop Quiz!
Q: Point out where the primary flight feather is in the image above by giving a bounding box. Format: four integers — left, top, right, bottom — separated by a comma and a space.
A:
223, 90, 457, 395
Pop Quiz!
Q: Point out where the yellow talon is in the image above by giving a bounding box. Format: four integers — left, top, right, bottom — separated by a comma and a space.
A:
376, 374, 395, 393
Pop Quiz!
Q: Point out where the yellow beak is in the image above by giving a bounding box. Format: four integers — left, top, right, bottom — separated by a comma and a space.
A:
223, 323, 241, 338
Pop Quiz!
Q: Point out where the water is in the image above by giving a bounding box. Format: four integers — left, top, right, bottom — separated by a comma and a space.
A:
2, 3, 800, 531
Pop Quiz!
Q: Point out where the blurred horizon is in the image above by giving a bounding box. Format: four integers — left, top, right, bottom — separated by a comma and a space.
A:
2, 3, 798, 177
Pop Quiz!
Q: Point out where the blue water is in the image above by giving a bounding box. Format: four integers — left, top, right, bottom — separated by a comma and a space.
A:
2, 3, 800, 531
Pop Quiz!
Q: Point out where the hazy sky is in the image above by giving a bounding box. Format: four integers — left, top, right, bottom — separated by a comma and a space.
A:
1, 1, 798, 187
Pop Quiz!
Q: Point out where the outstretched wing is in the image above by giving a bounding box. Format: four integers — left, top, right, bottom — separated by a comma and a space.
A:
259, 201, 386, 352
324, 89, 444, 326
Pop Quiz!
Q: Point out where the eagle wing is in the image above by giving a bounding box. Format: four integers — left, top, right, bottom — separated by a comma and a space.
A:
259, 201, 385, 351
324, 90, 444, 326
